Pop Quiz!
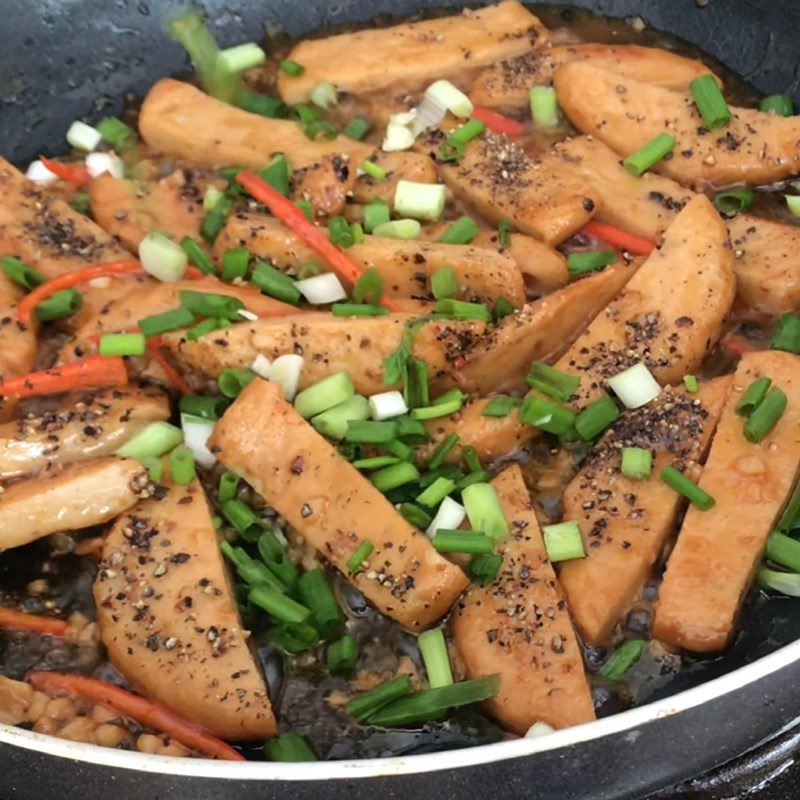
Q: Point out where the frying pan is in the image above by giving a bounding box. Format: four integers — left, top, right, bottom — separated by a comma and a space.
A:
1, 1, 800, 798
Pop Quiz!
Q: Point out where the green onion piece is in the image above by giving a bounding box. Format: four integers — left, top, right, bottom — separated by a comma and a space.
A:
35, 288, 81, 321
518, 395, 576, 437
660, 465, 716, 510
766, 531, 800, 573
786, 195, 800, 217
367, 674, 500, 726
777, 478, 800, 533
714, 186, 754, 214
482, 395, 519, 418
329, 215, 355, 248
294, 103, 320, 124
491, 296, 516, 322
115, 421, 183, 460
439, 118, 485, 161
372, 219, 421, 240
416, 476, 456, 508
216, 42, 265, 73
258, 529, 298, 589
220, 247, 250, 281
303, 118, 339, 141
259, 154, 291, 197
371, 462, 421, 492
168, 445, 196, 485
291, 202, 313, 223
187, 318, 225, 341
735, 376, 772, 417
363, 199, 390, 232
218, 471, 239, 502
542, 521, 586, 562
267, 623, 319, 654
298, 568, 344, 640
279, 59, 305, 76
265, 733, 317, 763
418, 628, 453, 688
621, 447, 653, 480
760, 94, 794, 116
346, 540, 374, 573
180, 289, 244, 320
530, 85, 559, 128
141, 457, 163, 482
69, 192, 91, 216
353, 267, 383, 304
419, 464, 463, 489
744, 387, 787, 443
427, 433, 459, 470
345, 419, 397, 444
249, 584, 310, 625
179, 394, 229, 420
351, 222, 365, 245
431, 266, 459, 300
497, 218, 512, 248
331, 303, 388, 317
410, 395, 464, 420
433, 298, 491, 322
180, 237, 215, 274
462, 482, 509, 542
403, 356, 429, 410
684, 375, 699, 393
360, 160, 387, 181
394, 414, 428, 440
467, 553, 503, 586
771, 314, 800, 354
218, 367, 256, 398
294, 372, 354, 418
328, 634, 359, 674
297, 261, 323, 279
311, 394, 369, 439
221, 498, 263, 540
457, 471, 491, 491
525, 362, 580, 402
623, 133, 677, 176
239, 90, 289, 118
98, 332, 146, 357
433, 530, 495, 554
567, 250, 617, 277
220, 541, 284, 592
462, 446, 481, 474
343, 117, 370, 140
575, 395, 619, 441
601, 639, 646, 680
436, 215, 479, 245
346, 675, 413, 721
398, 502, 433, 529
250, 260, 301, 305
385, 438, 414, 461
758, 566, 800, 597
690, 75, 731, 129
394, 180, 446, 221
352, 456, 399, 470
96, 116, 136, 149
1, 256, 45, 290
200, 194, 233, 244
310, 81, 338, 110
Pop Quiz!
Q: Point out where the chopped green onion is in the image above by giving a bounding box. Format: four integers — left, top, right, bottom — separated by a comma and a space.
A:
239, 90, 289, 118
433, 298, 491, 322
346, 540, 375, 573
35, 288, 82, 321
311, 394, 369, 439
621, 447, 653, 480
684, 375, 699, 393
328, 634, 359, 674
467, 553, 503, 586
690, 75, 731, 129
366, 674, 500, 726
297, 261, 323, 279
346, 420, 397, 444
497, 218, 512, 248
360, 160, 387, 180
394, 414, 428, 440
96, 116, 136, 149
542, 521, 586, 562
294, 372, 354, 418
427, 433, 459, 470
482, 395, 519, 417
416, 476, 456, 508
735, 376, 772, 417
295, 200, 314, 221
660, 465, 715, 510
115, 421, 183, 460
298, 568, 344, 640
766, 531, 800, 573
623, 133, 677, 176
259, 154, 291, 197
567, 250, 617, 277
279, 59, 305, 76
439, 118, 485, 161
385, 438, 414, 461
328, 215, 355, 248
758, 566, 800, 597
418, 628, 453, 688
220, 541, 284, 592
180, 237, 215, 274
221, 247, 250, 281
777, 478, 800, 533
436, 215, 479, 245
372, 219, 421, 240
575, 395, 619, 441
343, 117, 370, 140
744, 387, 787, 443
457, 471, 491, 491
265, 732, 317, 762
332, 303, 388, 317
302, 118, 338, 143
137, 305, 194, 337
714, 186, 754, 214
462, 482, 509, 542
525, 362, 579, 402
347, 675, 413, 721
352, 456, 400, 470
518, 395, 576, 437
433, 530, 495, 554
1, 256, 45, 290
760, 94, 794, 116
786, 195, 800, 217
218, 471, 239, 502
249, 584, 310, 625
608, 362, 661, 409
310, 81, 338, 109
771, 314, 800, 354
69, 191, 91, 216
180, 290, 244, 319
258, 530, 298, 588
268, 623, 319, 653
371, 462, 421, 492
200, 194, 233, 244
398, 502, 432, 529
216, 42, 265, 74
251, 260, 301, 305
394, 180, 447, 221
529, 85, 559, 128
142, 457, 163, 483
179, 395, 229, 421
601, 639, 645, 680
186, 317, 223, 340
403, 356, 429, 410
430, 266, 458, 300
218, 367, 256, 398
353, 267, 383, 305
363, 199, 390, 233
462, 446, 481, 474
351, 222, 365, 245
410, 392, 465, 420
492, 297, 516, 322
169, 445, 196, 485
98, 332, 146, 357
221, 498, 263, 540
